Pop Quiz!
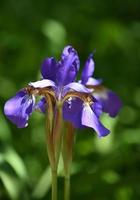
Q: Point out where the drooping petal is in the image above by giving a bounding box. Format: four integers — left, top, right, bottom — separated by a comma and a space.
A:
64, 82, 91, 94
4, 90, 35, 128
35, 98, 46, 113
63, 98, 83, 128
82, 104, 110, 137
91, 102, 103, 118
29, 79, 56, 88
94, 90, 122, 117
56, 45, 80, 86
81, 54, 95, 84
41, 57, 57, 81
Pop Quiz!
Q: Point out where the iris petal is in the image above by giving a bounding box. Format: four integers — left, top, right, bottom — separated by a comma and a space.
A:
4, 90, 35, 128
86, 77, 102, 86
91, 102, 103, 118
64, 82, 91, 94
41, 57, 57, 81
29, 79, 56, 88
56, 46, 80, 86
82, 104, 110, 137
35, 98, 46, 113
63, 98, 83, 128
81, 54, 95, 84
94, 90, 122, 117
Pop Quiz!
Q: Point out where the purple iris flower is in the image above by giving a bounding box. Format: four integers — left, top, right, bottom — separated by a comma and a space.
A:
4, 46, 89, 129
62, 54, 110, 137
63, 53, 122, 137
35, 45, 90, 111
4, 45, 121, 137
4, 79, 56, 128
80, 54, 122, 117
39, 46, 110, 137
4, 90, 35, 128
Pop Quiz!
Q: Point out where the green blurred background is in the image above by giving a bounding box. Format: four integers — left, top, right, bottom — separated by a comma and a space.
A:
0, 0, 140, 199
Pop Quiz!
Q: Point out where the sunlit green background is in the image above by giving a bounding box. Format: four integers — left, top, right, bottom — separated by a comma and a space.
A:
0, 0, 140, 199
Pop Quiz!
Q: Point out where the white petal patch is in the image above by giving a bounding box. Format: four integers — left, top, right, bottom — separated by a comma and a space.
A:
86, 77, 102, 86
82, 104, 94, 128
29, 79, 56, 88
64, 82, 92, 93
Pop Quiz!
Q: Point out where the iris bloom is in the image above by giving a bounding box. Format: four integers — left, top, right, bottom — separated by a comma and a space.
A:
4, 45, 121, 137
80, 54, 122, 117
63, 54, 122, 137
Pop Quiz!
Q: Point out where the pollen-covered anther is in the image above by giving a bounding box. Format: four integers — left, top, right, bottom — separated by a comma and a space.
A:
25, 86, 56, 102
25, 86, 39, 96
82, 94, 93, 106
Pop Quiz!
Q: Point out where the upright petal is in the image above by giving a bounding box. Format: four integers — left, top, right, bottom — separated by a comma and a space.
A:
82, 104, 110, 137
41, 57, 57, 81
4, 90, 35, 128
81, 54, 95, 84
56, 46, 80, 86
94, 90, 122, 117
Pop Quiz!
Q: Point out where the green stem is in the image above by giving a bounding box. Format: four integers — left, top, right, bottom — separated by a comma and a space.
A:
45, 94, 58, 200
62, 123, 75, 200
53, 105, 63, 167
45, 94, 55, 169
45, 97, 63, 200
51, 169, 57, 200
64, 175, 70, 200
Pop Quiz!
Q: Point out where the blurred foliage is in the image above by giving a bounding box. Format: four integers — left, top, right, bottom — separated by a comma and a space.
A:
0, 0, 140, 199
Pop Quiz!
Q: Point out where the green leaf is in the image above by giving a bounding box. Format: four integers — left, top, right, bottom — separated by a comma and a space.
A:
0, 170, 20, 200
32, 167, 51, 199
4, 147, 28, 181
32, 157, 63, 198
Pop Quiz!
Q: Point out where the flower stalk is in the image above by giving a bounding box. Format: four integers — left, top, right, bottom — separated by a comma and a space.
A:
53, 102, 63, 168
64, 176, 70, 200
62, 123, 75, 200
51, 169, 57, 200
45, 94, 55, 169
45, 94, 64, 200
45, 94, 57, 200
